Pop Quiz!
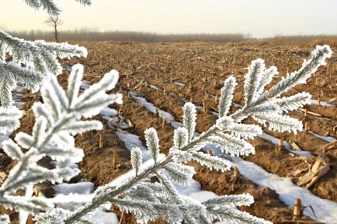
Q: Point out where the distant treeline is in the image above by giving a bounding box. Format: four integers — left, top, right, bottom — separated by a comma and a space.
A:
265, 34, 337, 42
7, 29, 251, 42
6, 29, 337, 43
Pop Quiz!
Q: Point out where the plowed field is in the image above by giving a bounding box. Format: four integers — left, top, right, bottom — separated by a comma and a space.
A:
2, 40, 337, 223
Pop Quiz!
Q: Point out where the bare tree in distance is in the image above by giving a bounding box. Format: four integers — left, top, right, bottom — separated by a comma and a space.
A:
45, 16, 63, 42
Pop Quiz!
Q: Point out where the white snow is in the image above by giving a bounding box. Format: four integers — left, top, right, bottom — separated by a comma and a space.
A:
64, 64, 73, 72
310, 99, 336, 107
116, 131, 152, 161
107, 154, 166, 188
53, 182, 94, 195
98, 103, 152, 161
308, 131, 336, 143
259, 132, 312, 157
233, 102, 243, 108
174, 178, 217, 202
53, 182, 94, 211
174, 82, 185, 87
149, 84, 158, 90
53, 182, 118, 223
101, 90, 337, 223
101, 100, 219, 209
171, 121, 184, 129
130, 91, 175, 121
80, 80, 90, 90
230, 157, 337, 224
100, 107, 118, 119
88, 203, 119, 224
204, 143, 337, 224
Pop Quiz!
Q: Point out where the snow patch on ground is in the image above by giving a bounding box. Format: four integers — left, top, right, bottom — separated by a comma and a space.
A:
174, 82, 185, 87
308, 131, 336, 143
259, 132, 312, 157
88, 203, 119, 224
104, 91, 337, 223
53, 182, 119, 223
231, 157, 337, 224
174, 178, 217, 202
100, 107, 118, 119
131, 91, 175, 121
102, 100, 219, 213
149, 84, 158, 90
116, 131, 152, 161
80, 80, 90, 90
54, 182, 94, 195
171, 121, 184, 129
107, 154, 166, 188
310, 99, 336, 107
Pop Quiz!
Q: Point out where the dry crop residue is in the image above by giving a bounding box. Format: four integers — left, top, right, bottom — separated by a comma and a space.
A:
2, 40, 337, 223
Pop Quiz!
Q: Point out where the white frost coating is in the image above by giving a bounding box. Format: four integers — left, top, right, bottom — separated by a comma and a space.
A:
259, 132, 312, 157
310, 99, 336, 107
112, 129, 220, 211
103, 104, 218, 207
208, 144, 337, 224
230, 157, 337, 224
125, 91, 335, 222
130, 92, 175, 121
107, 154, 166, 188
54, 183, 117, 223
43, 44, 330, 222
0, 134, 10, 147
308, 131, 337, 143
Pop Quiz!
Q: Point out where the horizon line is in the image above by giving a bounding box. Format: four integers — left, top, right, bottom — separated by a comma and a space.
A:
4, 28, 337, 40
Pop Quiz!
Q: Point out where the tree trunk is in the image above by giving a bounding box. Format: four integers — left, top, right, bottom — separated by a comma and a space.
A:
54, 25, 59, 42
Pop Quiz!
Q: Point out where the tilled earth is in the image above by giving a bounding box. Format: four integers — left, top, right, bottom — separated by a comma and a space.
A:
1, 40, 337, 223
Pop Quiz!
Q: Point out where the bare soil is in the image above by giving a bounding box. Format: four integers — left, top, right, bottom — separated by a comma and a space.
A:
1, 40, 337, 223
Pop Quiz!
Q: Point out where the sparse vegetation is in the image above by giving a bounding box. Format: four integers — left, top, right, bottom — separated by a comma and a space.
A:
1, 1, 337, 224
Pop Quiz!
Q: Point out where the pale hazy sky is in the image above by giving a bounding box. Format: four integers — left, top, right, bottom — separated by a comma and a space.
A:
0, 0, 336, 38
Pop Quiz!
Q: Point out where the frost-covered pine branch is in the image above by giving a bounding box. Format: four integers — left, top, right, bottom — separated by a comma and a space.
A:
0, 0, 90, 128
0, 106, 22, 133
21, 0, 93, 16
0, 30, 87, 109
0, 65, 122, 223
234, 45, 332, 132
50, 45, 331, 224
